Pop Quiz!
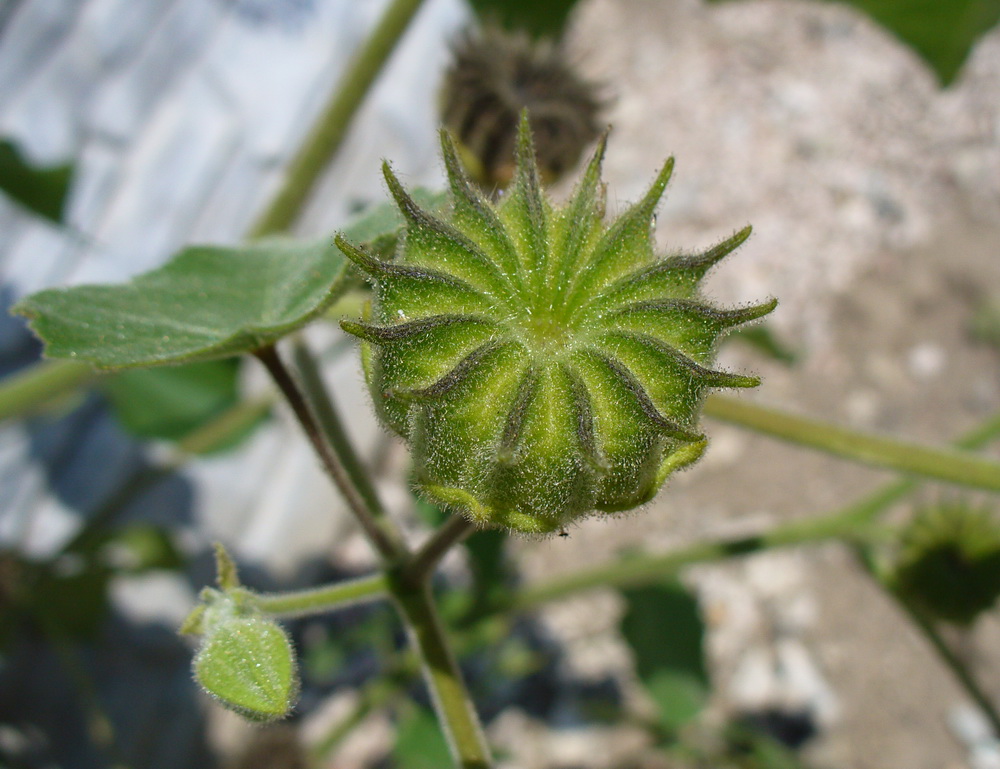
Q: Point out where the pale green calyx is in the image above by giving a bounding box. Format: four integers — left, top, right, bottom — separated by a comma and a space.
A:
338, 114, 775, 534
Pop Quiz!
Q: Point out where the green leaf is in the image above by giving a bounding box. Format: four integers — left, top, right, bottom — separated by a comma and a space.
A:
466, 0, 583, 38
392, 705, 452, 769
103, 358, 241, 442
194, 617, 298, 722
708, 0, 1000, 85
0, 138, 73, 223
845, 0, 1000, 84
620, 581, 709, 732
13, 237, 351, 369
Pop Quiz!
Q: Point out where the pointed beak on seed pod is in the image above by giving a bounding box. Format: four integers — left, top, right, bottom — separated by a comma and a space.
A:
337, 112, 776, 534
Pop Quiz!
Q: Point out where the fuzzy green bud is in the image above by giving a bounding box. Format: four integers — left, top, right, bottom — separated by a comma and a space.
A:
338, 114, 775, 534
181, 545, 298, 721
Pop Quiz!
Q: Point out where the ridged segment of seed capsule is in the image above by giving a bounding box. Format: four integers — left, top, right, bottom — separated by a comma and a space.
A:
338, 114, 776, 534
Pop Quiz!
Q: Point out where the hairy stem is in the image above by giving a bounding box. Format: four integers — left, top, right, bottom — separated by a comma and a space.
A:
0, 359, 97, 422
705, 396, 1000, 493
291, 338, 387, 519
406, 516, 479, 584
248, 0, 428, 237
255, 573, 389, 618
853, 546, 1000, 738
391, 575, 494, 769
254, 344, 407, 563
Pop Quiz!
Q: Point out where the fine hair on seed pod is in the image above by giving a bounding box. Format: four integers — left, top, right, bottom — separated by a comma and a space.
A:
440, 23, 607, 188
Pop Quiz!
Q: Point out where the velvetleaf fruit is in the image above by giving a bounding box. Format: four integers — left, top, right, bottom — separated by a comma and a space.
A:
440, 24, 604, 187
337, 114, 776, 534
893, 502, 1000, 625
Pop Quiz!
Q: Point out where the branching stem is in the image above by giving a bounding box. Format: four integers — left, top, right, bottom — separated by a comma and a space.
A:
406, 516, 479, 584
254, 344, 407, 564
391, 578, 493, 769
853, 546, 1000, 738
255, 573, 389, 618
257, 342, 493, 767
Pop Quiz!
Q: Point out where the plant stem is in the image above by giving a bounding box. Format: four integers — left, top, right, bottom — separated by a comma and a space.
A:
248, 0, 428, 238
391, 576, 493, 769
511, 407, 1000, 611
244, 346, 490, 767
291, 338, 386, 519
705, 396, 1000, 493
510, 517, 860, 611
406, 516, 479, 583
255, 573, 389, 618
853, 546, 1000, 737
0, 359, 97, 422
254, 344, 407, 563
904, 602, 1000, 737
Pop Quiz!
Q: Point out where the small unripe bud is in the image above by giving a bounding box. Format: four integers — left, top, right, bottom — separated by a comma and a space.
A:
338, 114, 775, 534
181, 545, 298, 721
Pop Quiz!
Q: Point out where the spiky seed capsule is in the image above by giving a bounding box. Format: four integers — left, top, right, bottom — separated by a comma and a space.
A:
893, 502, 1000, 625
338, 114, 776, 534
440, 25, 604, 187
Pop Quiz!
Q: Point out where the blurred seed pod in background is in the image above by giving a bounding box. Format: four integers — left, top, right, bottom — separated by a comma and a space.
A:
893, 501, 1000, 626
440, 24, 605, 189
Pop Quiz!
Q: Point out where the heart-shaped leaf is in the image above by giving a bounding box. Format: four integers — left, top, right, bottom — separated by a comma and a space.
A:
13, 238, 350, 369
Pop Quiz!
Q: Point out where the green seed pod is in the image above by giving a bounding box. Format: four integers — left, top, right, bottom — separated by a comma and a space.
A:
893, 502, 1000, 625
338, 114, 775, 534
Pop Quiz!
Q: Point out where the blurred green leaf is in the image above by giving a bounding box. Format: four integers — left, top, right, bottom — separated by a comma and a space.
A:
729, 324, 799, 366
0, 138, 72, 223
466, 0, 583, 38
707, 0, 1000, 85
393, 705, 452, 769
839, 0, 1000, 84
620, 581, 709, 732
13, 237, 351, 369
103, 358, 241, 442
30, 556, 111, 640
